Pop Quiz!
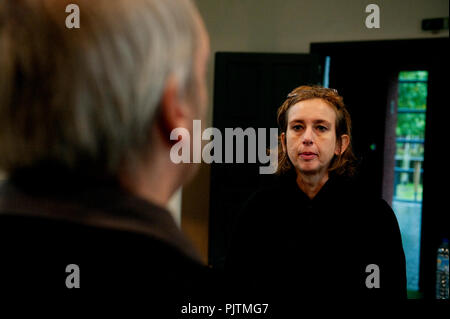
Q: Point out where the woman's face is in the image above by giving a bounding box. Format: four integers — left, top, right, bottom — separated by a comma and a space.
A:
281, 98, 343, 177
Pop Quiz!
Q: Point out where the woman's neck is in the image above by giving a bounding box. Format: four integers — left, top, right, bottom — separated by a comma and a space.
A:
296, 171, 329, 200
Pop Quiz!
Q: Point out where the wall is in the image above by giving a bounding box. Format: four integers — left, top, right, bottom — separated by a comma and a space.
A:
181, 0, 449, 263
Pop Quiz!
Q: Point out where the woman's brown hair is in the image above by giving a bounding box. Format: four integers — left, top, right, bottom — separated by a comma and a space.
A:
276, 85, 357, 176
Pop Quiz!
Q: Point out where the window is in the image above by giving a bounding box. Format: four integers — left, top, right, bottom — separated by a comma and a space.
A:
392, 70, 428, 292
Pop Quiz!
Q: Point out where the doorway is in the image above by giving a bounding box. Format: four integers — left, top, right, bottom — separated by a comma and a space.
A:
311, 38, 449, 298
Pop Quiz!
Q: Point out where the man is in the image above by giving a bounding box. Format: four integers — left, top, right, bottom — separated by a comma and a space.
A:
0, 0, 211, 302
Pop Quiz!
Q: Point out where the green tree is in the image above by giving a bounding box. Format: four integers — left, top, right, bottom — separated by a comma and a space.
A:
396, 71, 428, 139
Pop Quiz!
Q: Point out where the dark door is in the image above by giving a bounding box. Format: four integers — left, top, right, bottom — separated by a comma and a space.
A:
209, 52, 321, 270
311, 38, 449, 298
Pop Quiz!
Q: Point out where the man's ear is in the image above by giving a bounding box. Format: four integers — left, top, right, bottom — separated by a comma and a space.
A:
281, 132, 287, 153
335, 134, 350, 155
158, 76, 191, 146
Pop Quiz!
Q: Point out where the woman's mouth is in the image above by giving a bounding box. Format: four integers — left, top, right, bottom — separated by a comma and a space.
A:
299, 152, 317, 160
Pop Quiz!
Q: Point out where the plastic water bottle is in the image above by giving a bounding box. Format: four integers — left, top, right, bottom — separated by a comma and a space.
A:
436, 238, 449, 299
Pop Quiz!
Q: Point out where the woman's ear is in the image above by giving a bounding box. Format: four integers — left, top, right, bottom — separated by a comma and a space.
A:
335, 134, 350, 155
281, 132, 287, 153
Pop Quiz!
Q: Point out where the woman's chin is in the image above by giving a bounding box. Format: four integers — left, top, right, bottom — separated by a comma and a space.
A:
296, 166, 320, 176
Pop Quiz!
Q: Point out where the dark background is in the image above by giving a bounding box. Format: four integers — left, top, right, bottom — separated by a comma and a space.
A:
209, 38, 449, 299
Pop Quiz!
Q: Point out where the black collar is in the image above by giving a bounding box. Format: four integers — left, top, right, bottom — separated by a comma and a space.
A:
0, 174, 202, 263
281, 170, 353, 204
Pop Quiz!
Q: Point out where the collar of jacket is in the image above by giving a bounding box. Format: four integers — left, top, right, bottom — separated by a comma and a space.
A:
0, 176, 202, 264
280, 169, 355, 205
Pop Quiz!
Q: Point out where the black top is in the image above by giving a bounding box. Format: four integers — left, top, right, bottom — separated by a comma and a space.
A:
0, 168, 214, 310
226, 171, 407, 299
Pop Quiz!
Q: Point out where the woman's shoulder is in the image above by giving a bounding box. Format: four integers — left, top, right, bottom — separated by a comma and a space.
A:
247, 173, 291, 198
331, 174, 399, 222
234, 175, 291, 223
240, 184, 283, 214
349, 188, 399, 230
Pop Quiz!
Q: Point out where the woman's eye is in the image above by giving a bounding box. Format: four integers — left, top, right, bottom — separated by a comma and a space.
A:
292, 125, 303, 130
317, 126, 328, 132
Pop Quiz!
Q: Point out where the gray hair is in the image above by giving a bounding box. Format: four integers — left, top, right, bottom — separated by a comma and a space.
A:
0, 0, 201, 174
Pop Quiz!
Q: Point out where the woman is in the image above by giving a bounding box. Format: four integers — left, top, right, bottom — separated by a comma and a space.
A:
226, 85, 406, 299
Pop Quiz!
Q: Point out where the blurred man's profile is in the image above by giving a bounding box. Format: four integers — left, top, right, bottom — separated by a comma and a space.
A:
0, 0, 211, 301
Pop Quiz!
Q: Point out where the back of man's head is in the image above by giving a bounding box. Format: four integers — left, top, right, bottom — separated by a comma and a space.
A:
0, 0, 202, 176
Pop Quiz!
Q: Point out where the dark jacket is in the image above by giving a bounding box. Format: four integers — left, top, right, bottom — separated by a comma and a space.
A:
226, 171, 407, 300
0, 168, 212, 308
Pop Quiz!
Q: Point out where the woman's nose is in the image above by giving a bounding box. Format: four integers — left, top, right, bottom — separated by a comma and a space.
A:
302, 128, 314, 145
